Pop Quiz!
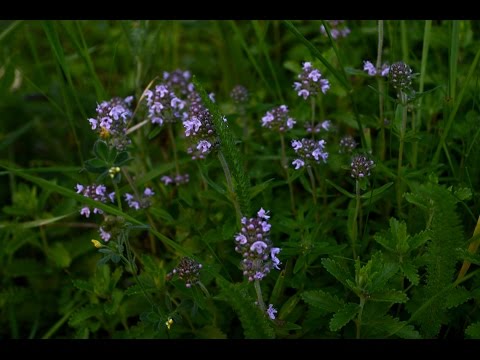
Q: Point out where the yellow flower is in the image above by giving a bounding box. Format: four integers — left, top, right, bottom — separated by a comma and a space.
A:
91, 239, 103, 248
165, 318, 174, 330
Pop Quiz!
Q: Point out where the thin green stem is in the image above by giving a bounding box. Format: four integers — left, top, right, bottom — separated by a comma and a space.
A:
396, 92, 408, 213
418, 20, 432, 151
218, 151, 242, 223
307, 166, 319, 222
280, 134, 296, 215
112, 181, 123, 212
356, 295, 366, 339
167, 123, 180, 175
254, 279, 266, 313
352, 180, 361, 259
376, 20, 386, 161
311, 97, 316, 136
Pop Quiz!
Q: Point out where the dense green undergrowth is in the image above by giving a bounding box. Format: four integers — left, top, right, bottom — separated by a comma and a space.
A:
1, 20, 480, 339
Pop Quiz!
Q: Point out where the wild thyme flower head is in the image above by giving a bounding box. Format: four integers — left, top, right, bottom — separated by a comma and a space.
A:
161, 173, 190, 186
124, 187, 155, 210
267, 304, 278, 320
75, 184, 115, 218
363, 60, 390, 77
293, 62, 330, 100
339, 135, 358, 154
163, 69, 194, 96
291, 138, 329, 170
166, 257, 203, 288
305, 120, 332, 134
351, 154, 375, 179
230, 85, 249, 104
234, 208, 281, 282
183, 91, 219, 160
88, 96, 133, 151
144, 84, 186, 126
261, 105, 296, 132
389, 61, 413, 91
320, 20, 350, 39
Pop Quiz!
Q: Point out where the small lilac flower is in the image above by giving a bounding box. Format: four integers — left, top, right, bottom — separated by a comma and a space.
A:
267, 304, 278, 320
339, 135, 357, 154
293, 62, 330, 100
363, 60, 390, 77
261, 105, 296, 133
320, 20, 350, 39
305, 120, 332, 134
88, 96, 133, 150
230, 85, 249, 104
234, 208, 281, 282
99, 227, 111, 242
183, 91, 218, 160
351, 154, 375, 179
144, 84, 185, 126
163, 69, 193, 96
291, 138, 329, 169
166, 257, 202, 288
76, 184, 115, 217
124, 187, 155, 210
161, 174, 190, 186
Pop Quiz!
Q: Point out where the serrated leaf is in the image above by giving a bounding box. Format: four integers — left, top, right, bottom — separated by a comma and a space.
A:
69, 304, 103, 327
321, 258, 353, 289
465, 322, 480, 339
401, 262, 419, 285
104, 288, 123, 315
369, 290, 408, 303
72, 279, 94, 293
302, 290, 345, 313
329, 303, 359, 332
445, 286, 471, 309
453, 187, 472, 201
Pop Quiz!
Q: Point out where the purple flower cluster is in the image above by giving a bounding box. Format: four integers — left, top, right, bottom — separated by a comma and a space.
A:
230, 85, 249, 104
267, 304, 278, 320
339, 135, 358, 154
305, 120, 332, 134
88, 96, 133, 150
320, 20, 350, 39
291, 138, 329, 170
76, 184, 115, 218
293, 62, 330, 100
351, 154, 375, 179
234, 208, 281, 282
363, 60, 390, 77
261, 105, 296, 132
144, 84, 186, 126
163, 69, 194, 96
183, 92, 218, 160
124, 187, 155, 210
161, 173, 190, 186
166, 257, 203, 288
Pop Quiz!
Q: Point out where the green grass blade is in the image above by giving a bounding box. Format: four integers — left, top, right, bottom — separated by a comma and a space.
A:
0, 20, 23, 43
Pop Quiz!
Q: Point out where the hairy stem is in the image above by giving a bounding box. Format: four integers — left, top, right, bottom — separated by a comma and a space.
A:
254, 279, 266, 313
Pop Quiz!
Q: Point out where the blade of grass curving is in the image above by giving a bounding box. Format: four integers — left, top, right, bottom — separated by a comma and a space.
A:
433, 46, 480, 164
229, 20, 278, 101
400, 20, 409, 62
61, 21, 106, 100
449, 21, 460, 104
251, 20, 284, 102
42, 20, 85, 164
0, 20, 23, 43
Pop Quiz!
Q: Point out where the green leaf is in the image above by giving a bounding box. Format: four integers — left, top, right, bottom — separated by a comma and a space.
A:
104, 288, 123, 315
401, 263, 420, 285
325, 178, 355, 198
47, 242, 72, 268
322, 258, 353, 289
84, 158, 107, 173
249, 178, 274, 200
93, 140, 109, 162
69, 304, 103, 328
217, 280, 275, 339
369, 290, 408, 303
465, 322, 480, 339
329, 303, 359, 332
195, 325, 227, 339
301, 290, 345, 313
72, 279, 94, 293
445, 287, 471, 309
114, 151, 132, 166
360, 182, 394, 201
